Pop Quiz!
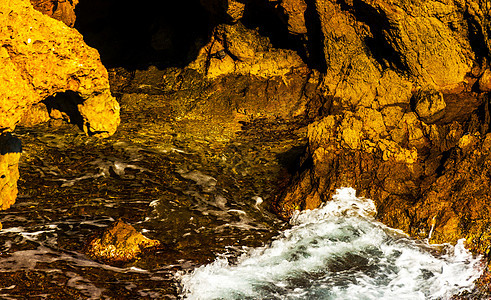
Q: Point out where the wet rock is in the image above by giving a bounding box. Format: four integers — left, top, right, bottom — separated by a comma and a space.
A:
0, 133, 22, 210
275, 0, 491, 256
0, 0, 120, 137
85, 219, 161, 263
112, 63, 313, 141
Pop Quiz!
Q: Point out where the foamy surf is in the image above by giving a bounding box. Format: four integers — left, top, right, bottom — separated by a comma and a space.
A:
177, 188, 484, 299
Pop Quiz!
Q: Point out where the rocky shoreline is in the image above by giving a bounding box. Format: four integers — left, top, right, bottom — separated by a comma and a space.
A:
1, 0, 491, 295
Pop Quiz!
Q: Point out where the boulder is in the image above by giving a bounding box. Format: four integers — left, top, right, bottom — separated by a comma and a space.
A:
85, 219, 161, 263
188, 22, 308, 79
0, 0, 120, 137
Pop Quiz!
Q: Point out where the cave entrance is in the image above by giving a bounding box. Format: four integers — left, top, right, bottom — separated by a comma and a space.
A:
74, 0, 214, 70
42, 91, 85, 131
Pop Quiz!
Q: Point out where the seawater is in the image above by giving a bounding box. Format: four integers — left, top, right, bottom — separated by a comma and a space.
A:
178, 188, 484, 300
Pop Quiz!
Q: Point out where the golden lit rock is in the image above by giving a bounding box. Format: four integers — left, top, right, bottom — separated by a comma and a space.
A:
29, 0, 79, 27
188, 22, 307, 79
0, 0, 120, 137
0, 134, 22, 210
85, 219, 161, 263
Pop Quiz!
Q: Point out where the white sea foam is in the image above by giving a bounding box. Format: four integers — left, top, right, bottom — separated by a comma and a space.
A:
177, 169, 217, 192
178, 187, 484, 300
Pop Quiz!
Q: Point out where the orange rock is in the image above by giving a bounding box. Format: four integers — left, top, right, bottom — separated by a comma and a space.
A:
0, 134, 22, 210
0, 0, 120, 137
85, 219, 161, 263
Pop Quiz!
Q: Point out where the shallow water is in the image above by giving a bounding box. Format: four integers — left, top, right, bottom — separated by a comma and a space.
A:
178, 188, 484, 300
0, 117, 303, 298
1, 107, 486, 298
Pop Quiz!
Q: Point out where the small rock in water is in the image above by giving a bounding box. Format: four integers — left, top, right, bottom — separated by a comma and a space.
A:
84, 218, 161, 264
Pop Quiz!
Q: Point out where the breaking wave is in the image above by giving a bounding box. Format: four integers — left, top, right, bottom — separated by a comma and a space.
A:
178, 188, 484, 299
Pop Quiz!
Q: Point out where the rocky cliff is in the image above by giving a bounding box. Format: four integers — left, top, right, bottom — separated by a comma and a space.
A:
272, 0, 491, 253
0, 0, 120, 209
3, 0, 491, 256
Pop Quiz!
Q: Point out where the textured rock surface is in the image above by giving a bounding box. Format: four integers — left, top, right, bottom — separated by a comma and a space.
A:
0, 134, 22, 210
85, 219, 161, 263
0, 0, 120, 210
188, 22, 307, 79
274, 0, 491, 254
276, 0, 308, 35
0, 0, 120, 137
29, 0, 79, 27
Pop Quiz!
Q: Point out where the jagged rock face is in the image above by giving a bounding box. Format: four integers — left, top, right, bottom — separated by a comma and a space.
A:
0, 0, 119, 136
29, 0, 79, 27
275, 0, 491, 251
0, 0, 119, 209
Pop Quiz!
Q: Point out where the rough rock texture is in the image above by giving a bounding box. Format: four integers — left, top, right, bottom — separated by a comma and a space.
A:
275, 0, 308, 35
0, 0, 120, 210
0, 0, 120, 137
29, 0, 79, 27
109, 64, 315, 140
188, 22, 308, 79
0, 134, 22, 210
275, 0, 491, 253
85, 219, 161, 263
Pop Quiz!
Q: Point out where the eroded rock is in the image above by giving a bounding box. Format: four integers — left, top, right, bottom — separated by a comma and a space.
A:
0, 0, 120, 137
275, 0, 491, 256
414, 89, 446, 124
85, 219, 161, 263
188, 22, 307, 79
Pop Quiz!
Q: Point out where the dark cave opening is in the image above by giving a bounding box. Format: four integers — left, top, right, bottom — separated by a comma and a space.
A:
74, 0, 214, 70
74, 0, 316, 71
42, 91, 85, 131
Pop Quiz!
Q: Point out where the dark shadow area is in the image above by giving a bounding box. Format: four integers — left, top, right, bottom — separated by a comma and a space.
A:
435, 150, 451, 177
75, 0, 214, 70
304, 0, 327, 72
241, 0, 309, 63
471, 93, 491, 134
42, 91, 85, 131
276, 144, 309, 175
464, 10, 490, 66
338, 0, 408, 71
0, 133, 22, 155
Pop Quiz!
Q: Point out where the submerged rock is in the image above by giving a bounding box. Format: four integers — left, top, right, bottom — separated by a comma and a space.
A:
85, 219, 161, 263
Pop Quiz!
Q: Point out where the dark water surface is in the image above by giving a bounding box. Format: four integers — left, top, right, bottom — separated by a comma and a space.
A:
0, 109, 307, 298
